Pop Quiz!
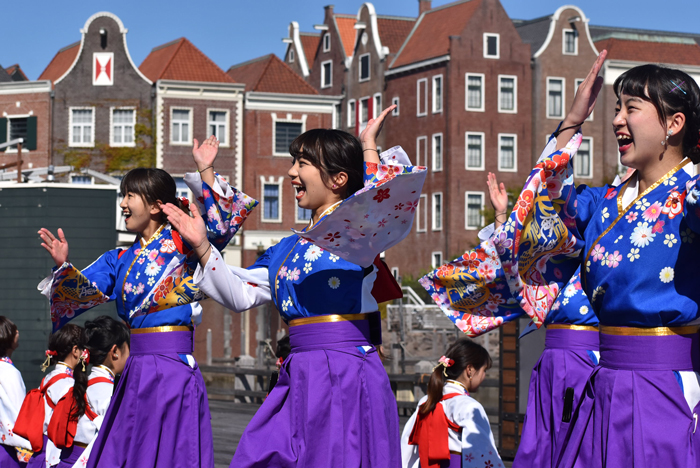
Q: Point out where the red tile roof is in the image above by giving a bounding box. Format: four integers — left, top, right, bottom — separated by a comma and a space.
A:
390, 0, 481, 69
38, 42, 80, 83
140, 38, 234, 83
228, 54, 318, 95
334, 15, 358, 57
595, 38, 700, 66
5, 64, 28, 81
300, 33, 321, 69
377, 17, 416, 55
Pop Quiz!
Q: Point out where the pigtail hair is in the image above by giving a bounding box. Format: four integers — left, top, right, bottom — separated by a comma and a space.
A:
70, 362, 88, 420
420, 365, 448, 416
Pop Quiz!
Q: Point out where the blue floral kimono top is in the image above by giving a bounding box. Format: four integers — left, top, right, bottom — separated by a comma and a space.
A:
39, 174, 258, 331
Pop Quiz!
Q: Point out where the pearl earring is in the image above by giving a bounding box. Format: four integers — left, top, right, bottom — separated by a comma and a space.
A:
662, 129, 673, 146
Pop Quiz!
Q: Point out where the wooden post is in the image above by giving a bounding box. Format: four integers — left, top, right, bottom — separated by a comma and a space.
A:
16, 142, 22, 183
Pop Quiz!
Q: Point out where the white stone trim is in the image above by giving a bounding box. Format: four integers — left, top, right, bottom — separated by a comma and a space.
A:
260, 176, 284, 223
68, 106, 95, 148
465, 131, 485, 171
497, 133, 518, 173
465, 191, 485, 230
498, 74, 518, 114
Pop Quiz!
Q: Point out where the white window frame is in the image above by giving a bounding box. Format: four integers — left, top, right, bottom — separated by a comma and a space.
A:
562, 29, 578, 56
392, 97, 400, 116
431, 252, 443, 269
432, 75, 443, 114
497, 133, 518, 172
289, 48, 295, 63
359, 96, 370, 131
391, 267, 399, 280
260, 176, 284, 223
69, 107, 95, 148
432, 192, 443, 231
483, 33, 500, 59
546, 77, 566, 119
321, 60, 332, 89
348, 100, 356, 127
465, 73, 485, 112
432, 133, 443, 172
575, 136, 594, 179
295, 204, 313, 224
465, 191, 485, 230
272, 113, 307, 157
323, 33, 331, 52
207, 108, 230, 147
170, 107, 193, 146
575, 79, 593, 121
417, 78, 428, 117
110, 107, 136, 148
416, 194, 428, 233
465, 131, 485, 171
359, 53, 371, 82
70, 174, 95, 185
373, 93, 382, 119
416, 136, 428, 167
498, 74, 518, 114
4, 114, 30, 153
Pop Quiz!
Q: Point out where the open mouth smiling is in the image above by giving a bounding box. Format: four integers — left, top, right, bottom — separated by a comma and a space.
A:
617, 133, 633, 152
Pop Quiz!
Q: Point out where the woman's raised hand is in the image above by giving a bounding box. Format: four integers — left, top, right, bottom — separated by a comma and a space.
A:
38, 228, 69, 268
192, 135, 219, 170
486, 173, 508, 229
565, 50, 607, 126
162, 202, 212, 264
360, 105, 396, 164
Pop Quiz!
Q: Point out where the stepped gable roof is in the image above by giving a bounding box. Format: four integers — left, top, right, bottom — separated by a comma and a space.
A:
140, 37, 234, 83
390, 0, 480, 69
595, 36, 700, 66
300, 32, 321, 69
376, 15, 416, 54
334, 14, 357, 57
38, 42, 80, 83
5, 64, 28, 81
227, 54, 318, 95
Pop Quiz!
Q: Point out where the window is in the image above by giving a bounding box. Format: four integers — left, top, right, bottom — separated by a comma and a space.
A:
3, 116, 31, 151
348, 100, 356, 127
261, 178, 283, 223
391, 267, 399, 280
174, 177, 190, 199
575, 137, 593, 178
465, 192, 484, 230
498, 134, 517, 172
296, 205, 313, 224
465, 73, 485, 111
417, 78, 427, 116
563, 29, 578, 55
70, 175, 93, 184
416, 194, 427, 232
289, 48, 295, 62
547, 78, 565, 118
111, 108, 135, 147
416, 136, 427, 167
323, 33, 331, 52
275, 121, 303, 155
321, 60, 332, 88
359, 54, 370, 82
498, 75, 517, 113
373, 94, 382, 119
208, 110, 228, 145
392, 97, 400, 116
431, 252, 443, 269
432, 75, 443, 113
465, 132, 485, 170
334, 104, 341, 130
359, 97, 370, 127
432, 133, 443, 172
575, 79, 593, 120
432, 193, 443, 231
70, 108, 94, 147
483, 33, 500, 59
171, 108, 191, 145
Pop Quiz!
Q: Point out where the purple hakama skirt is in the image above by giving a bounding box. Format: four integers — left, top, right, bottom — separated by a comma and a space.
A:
56, 444, 85, 468
513, 327, 598, 468
26, 436, 47, 468
86, 329, 214, 468
556, 328, 700, 467
230, 314, 401, 467
1, 444, 22, 468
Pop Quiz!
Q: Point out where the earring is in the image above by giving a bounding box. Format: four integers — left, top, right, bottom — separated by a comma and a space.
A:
332, 184, 337, 189
662, 129, 673, 146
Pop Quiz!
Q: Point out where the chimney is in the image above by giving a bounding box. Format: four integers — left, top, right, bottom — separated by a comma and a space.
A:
419, 0, 432, 16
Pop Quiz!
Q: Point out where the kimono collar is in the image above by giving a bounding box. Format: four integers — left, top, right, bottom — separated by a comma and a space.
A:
0, 356, 13, 366
93, 365, 116, 383
445, 379, 469, 395
56, 361, 74, 377
139, 223, 167, 248
305, 200, 343, 231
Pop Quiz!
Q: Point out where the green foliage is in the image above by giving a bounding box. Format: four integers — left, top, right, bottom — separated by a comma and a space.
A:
399, 273, 433, 304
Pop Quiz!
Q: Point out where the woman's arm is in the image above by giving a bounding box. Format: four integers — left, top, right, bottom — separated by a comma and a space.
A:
360, 105, 396, 164
191, 135, 219, 188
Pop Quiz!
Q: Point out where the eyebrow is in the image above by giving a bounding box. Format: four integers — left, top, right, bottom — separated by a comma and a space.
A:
624, 97, 645, 105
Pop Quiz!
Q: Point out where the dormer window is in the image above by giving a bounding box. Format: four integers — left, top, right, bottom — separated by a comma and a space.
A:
483, 33, 499, 59
359, 54, 370, 82
563, 29, 578, 55
289, 48, 295, 62
323, 33, 331, 52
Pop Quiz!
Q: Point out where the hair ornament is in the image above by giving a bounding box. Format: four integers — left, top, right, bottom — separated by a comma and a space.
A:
179, 197, 190, 209
80, 348, 90, 372
41, 349, 58, 372
434, 355, 455, 377
669, 80, 687, 95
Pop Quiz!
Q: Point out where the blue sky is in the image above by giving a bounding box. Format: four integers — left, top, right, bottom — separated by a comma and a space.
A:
2, 0, 698, 80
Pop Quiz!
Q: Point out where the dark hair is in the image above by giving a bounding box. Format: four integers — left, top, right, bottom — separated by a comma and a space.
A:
614, 64, 700, 163
46, 324, 87, 420
120, 168, 189, 221
275, 335, 291, 361
289, 129, 365, 198
419, 339, 492, 416
0, 316, 17, 357
72, 316, 130, 420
